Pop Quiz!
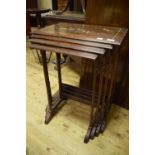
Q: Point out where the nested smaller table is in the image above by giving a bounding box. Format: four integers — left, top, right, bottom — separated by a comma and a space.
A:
29, 23, 127, 143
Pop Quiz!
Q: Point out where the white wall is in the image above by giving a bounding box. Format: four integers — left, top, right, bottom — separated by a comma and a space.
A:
37, 0, 52, 9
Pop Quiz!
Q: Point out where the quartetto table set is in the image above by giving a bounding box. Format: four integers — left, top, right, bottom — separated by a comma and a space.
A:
29, 23, 127, 143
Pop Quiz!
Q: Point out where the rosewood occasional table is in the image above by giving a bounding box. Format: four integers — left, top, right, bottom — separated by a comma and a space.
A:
29, 23, 127, 143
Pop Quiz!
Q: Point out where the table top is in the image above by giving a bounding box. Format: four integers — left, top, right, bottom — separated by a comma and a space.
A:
29, 38, 105, 55
26, 8, 51, 14
44, 11, 85, 22
30, 43, 98, 60
32, 22, 128, 45
29, 11, 85, 22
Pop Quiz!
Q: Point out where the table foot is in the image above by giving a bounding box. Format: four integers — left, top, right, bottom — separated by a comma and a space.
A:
100, 120, 106, 133
44, 91, 66, 124
95, 124, 101, 136
90, 126, 96, 139
84, 127, 92, 143
45, 105, 54, 124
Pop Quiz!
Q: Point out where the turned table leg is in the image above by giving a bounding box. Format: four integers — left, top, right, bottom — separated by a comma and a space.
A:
99, 48, 120, 133
56, 53, 63, 99
106, 48, 120, 115
84, 60, 97, 143
90, 56, 104, 139
93, 54, 109, 136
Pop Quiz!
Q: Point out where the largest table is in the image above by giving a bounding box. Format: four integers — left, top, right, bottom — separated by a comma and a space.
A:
29, 22, 127, 143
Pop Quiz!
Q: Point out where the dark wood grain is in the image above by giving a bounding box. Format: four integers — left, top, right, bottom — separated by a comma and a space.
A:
86, 0, 129, 27
79, 0, 129, 109
30, 43, 98, 60
31, 34, 113, 49
32, 22, 128, 45
26, 0, 37, 9
56, 53, 63, 99
29, 21, 128, 143
40, 50, 52, 108
29, 38, 105, 54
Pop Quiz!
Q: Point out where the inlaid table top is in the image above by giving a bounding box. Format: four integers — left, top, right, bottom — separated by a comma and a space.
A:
32, 22, 128, 45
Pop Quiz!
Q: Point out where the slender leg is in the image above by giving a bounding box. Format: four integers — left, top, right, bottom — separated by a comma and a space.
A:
40, 50, 53, 124
90, 56, 104, 139
90, 73, 104, 138
56, 53, 63, 98
96, 52, 110, 134
84, 60, 97, 143
47, 52, 52, 63
36, 50, 42, 64
106, 48, 119, 114
99, 48, 119, 133
98, 78, 108, 133
92, 72, 104, 136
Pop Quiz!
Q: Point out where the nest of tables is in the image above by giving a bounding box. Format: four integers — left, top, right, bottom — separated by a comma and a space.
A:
29, 22, 127, 143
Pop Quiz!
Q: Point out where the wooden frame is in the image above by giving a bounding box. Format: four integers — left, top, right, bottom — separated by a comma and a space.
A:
29, 23, 127, 143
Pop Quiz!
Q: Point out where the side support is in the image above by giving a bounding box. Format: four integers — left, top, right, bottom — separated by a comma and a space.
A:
99, 47, 120, 133
40, 50, 53, 124
56, 53, 63, 98
94, 52, 110, 135
90, 56, 104, 139
106, 47, 120, 113
84, 59, 97, 143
